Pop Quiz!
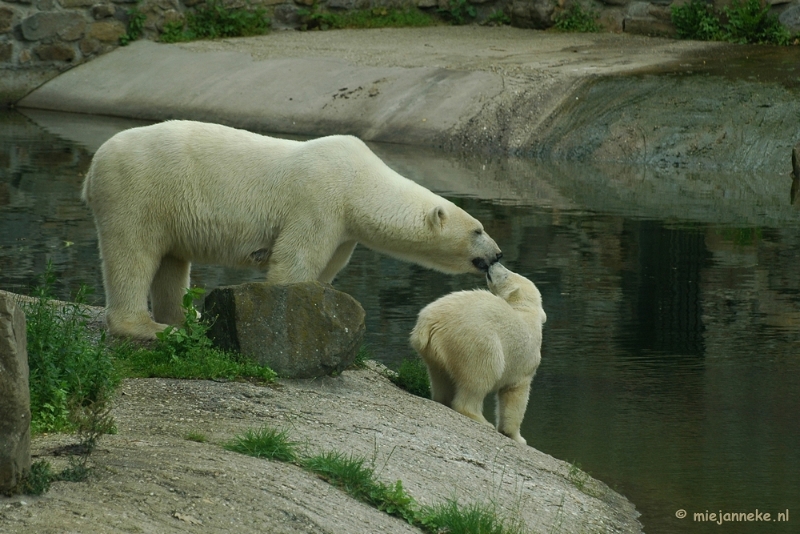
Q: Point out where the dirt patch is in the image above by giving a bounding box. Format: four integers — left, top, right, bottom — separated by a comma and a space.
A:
1, 362, 642, 533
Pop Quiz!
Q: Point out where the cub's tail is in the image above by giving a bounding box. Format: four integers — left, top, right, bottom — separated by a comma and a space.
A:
409, 314, 433, 354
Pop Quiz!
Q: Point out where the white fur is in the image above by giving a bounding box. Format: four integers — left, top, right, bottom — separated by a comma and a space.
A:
82, 120, 501, 339
409, 263, 545, 444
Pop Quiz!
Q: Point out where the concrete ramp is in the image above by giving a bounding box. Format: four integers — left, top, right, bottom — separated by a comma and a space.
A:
18, 40, 502, 146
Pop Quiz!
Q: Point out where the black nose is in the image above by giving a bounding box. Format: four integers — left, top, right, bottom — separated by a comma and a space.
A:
493, 252, 503, 264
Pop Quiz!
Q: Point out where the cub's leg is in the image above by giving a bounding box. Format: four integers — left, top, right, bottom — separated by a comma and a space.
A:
150, 255, 191, 326
496, 379, 532, 445
424, 360, 456, 407
452, 388, 493, 427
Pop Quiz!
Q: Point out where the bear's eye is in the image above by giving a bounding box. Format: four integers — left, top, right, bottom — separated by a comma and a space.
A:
474, 229, 483, 236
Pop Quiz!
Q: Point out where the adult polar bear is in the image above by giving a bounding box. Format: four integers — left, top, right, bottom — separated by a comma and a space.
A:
83, 120, 502, 340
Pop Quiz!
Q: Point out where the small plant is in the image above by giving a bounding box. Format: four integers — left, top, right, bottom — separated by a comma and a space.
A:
671, 0, 721, 40
438, 0, 477, 26
160, 20, 188, 43
566, 461, 604, 498
224, 426, 299, 462
120, 7, 147, 46
553, 4, 601, 33
185, 431, 208, 443
116, 287, 277, 382
350, 344, 371, 369
484, 9, 511, 26
387, 357, 431, 398
160, 0, 270, 42
4, 461, 53, 497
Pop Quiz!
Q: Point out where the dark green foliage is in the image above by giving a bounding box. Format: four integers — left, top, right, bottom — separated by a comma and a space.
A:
723, 0, 791, 44
438, 0, 477, 25
26, 264, 119, 435
120, 7, 147, 46
160, 0, 270, 42
484, 9, 511, 26
671, 0, 793, 44
671, 0, 721, 40
553, 4, 601, 33
388, 357, 431, 398
297, 6, 436, 30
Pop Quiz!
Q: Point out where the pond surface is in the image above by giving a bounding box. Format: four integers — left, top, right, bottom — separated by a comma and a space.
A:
2, 109, 799, 533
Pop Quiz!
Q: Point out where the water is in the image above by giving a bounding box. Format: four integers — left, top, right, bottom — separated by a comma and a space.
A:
2, 109, 799, 533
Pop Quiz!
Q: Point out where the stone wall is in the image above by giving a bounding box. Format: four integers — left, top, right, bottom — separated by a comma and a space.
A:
2, 0, 800, 104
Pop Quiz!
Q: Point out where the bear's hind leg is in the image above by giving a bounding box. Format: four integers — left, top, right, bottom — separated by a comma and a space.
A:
151, 255, 191, 326
496, 380, 532, 445
101, 240, 167, 340
452, 389, 493, 427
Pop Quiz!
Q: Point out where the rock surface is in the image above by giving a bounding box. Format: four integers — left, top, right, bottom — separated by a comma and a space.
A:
0, 293, 31, 494
0, 363, 643, 533
205, 282, 366, 379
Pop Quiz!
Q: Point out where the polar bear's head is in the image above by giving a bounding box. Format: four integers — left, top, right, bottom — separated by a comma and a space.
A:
423, 203, 502, 274
486, 263, 545, 320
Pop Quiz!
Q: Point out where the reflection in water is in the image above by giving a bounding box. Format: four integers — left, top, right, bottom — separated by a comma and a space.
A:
2, 110, 799, 534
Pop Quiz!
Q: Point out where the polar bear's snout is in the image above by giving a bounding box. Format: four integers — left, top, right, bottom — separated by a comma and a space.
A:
486, 261, 510, 285
472, 252, 502, 273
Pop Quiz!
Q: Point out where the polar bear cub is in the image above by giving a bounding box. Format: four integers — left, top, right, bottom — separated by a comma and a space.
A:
409, 263, 545, 444
82, 120, 502, 340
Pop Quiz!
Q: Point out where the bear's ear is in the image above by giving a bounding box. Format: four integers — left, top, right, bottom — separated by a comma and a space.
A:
504, 287, 521, 303
426, 206, 447, 231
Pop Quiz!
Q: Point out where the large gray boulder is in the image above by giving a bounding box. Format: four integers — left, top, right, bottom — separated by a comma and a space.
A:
510, 0, 555, 29
204, 282, 365, 379
0, 293, 31, 494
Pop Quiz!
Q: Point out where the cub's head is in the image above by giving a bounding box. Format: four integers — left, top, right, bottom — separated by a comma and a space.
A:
425, 204, 502, 274
487, 263, 545, 319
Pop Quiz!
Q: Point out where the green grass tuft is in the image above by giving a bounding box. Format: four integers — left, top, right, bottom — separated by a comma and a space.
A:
225, 426, 299, 462
420, 499, 526, 534
388, 357, 431, 398
185, 431, 209, 443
